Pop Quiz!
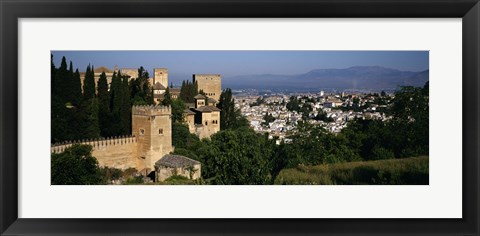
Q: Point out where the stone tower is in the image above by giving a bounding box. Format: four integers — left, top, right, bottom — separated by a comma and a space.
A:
193, 74, 222, 101
131, 105, 173, 172
154, 68, 168, 88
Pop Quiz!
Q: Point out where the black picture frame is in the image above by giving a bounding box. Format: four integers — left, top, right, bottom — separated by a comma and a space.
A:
1, 0, 479, 235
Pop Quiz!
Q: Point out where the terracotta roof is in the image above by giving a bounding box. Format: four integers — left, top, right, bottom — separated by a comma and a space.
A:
93, 66, 113, 73
170, 88, 181, 94
194, 94, 207, 99
153, 82, 166, 90
208, 98, 217, 104
184, 109, 196, 115
194, 106, 221, 113
155, 155, 200, 168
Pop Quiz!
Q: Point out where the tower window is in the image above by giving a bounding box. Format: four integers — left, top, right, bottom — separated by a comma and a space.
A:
140, 129, 145, 136
159, 129, 163, 135
205, 121, 208, 125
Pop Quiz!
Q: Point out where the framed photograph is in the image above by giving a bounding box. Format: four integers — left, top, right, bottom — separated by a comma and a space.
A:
1, 0, 479, 235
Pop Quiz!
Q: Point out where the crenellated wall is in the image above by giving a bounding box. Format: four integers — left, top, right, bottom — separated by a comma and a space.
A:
51, 136, 140, 170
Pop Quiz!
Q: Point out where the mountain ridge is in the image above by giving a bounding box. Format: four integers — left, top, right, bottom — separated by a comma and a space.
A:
223, 66, 429, 90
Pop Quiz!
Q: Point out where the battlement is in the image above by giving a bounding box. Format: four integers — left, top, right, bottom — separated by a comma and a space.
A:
132, 105, 171, 116
193, 74, 221, 81
51, 135, 138, 154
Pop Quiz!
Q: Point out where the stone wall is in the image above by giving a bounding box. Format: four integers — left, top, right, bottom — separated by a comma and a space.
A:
185, 114, 195, 133
193, 74, 222, 101
51, 136, 139, 170
198, 111, 220, 139
121, 68, 139, 79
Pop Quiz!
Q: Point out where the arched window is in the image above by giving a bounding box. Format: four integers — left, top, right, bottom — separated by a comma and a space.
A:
159, 129, 163, 135
140, 129, 145, 136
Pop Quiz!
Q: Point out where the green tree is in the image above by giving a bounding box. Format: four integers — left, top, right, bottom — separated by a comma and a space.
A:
51, 56, 69, 142
171, 99, 187, 123
179, 80, 199, 103
172, 123, 200, 149
162, 87, 173, 106
109, 71, 124, 135
286, 96, 300, 112
54, 56, 69, 103
217, 88, 236, 129
129, 67, 153, 105
261, 112, 275, 127
97, 72, 111, 137
217, 88, 250, 130
51, 144, 103, 185
66, 61, 75, 103
72, 68, 83, 106
78, 98, 101, 139
83, 64, 96, 100
121, 77, 132, 134
198, 128, 274, 184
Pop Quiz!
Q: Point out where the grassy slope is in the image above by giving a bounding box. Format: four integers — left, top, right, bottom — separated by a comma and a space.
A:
274, 156, 429, 185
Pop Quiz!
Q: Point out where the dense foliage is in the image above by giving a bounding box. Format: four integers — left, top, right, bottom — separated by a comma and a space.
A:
275, 156, 429, 185
51, 144, 147, 185
51, 144, 104, 185
217, 88, 249, 130
170, 84, 429, 184
179, 80, 198, 103
51, 56, 154, 143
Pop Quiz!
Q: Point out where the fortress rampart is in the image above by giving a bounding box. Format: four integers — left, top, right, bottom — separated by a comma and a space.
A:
51, 135, 140, 170
132, 105, 171, 116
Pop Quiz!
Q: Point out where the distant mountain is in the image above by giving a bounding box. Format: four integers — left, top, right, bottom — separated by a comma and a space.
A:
223, 66, 429, 90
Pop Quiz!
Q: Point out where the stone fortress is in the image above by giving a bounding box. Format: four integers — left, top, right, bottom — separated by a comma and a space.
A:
193, 74, 222, 101
53, 66, 222, 182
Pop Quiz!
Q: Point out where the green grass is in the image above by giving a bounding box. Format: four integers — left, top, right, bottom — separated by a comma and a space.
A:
274, 156, 429, 185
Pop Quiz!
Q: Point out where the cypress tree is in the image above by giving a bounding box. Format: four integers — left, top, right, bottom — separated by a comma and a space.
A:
66, 61, 74, 103
97, 72, 111, 137
193, 80, 199, 98
54, 56, 68, 103
162, 87, 173, 106
218, 88, 236, 130
180, 80, 187, 102
72, 69, 83, 106
109, 71, 124, 136
82, 98, 101, 139
83, 64, 96, 100
121, 77, 131, 134
51, 54, 56, 92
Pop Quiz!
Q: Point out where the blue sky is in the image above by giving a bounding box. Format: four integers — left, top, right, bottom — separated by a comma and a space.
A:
52, 50, 428, 79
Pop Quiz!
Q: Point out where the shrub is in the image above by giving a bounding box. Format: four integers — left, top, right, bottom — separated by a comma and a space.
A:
275, 156, 428, 185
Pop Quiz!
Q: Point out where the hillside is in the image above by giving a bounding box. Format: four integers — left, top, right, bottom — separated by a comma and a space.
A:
224, 66, 429, 90
274, 156, 429, 185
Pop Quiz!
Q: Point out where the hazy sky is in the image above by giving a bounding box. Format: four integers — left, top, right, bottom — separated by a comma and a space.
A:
52, 51, 429, 78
